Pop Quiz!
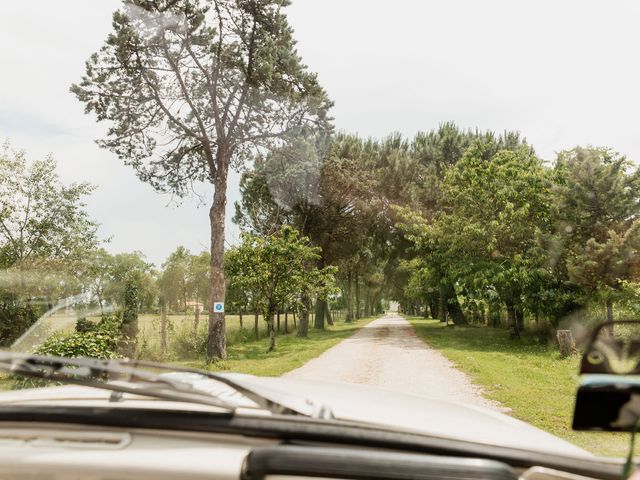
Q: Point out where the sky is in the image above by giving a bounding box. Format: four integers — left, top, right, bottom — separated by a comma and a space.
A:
1, 0, 639, 266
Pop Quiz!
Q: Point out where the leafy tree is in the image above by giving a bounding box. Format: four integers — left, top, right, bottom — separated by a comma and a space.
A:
120, 275, 140, 357
396, 127, 533, 326
0, 143, 98, 268
0, 143, 99, 344
234, 132, 379, 327
102, 251, 156, 311
188, 251, 211, 309
72, 0, 332, 360
158, 246, 192, 312
551, 147, 640, 322
436, 145, 551, 334
225, 226, 335, 350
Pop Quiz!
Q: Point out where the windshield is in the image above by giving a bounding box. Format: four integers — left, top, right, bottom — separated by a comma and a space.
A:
1, 0, 640, 462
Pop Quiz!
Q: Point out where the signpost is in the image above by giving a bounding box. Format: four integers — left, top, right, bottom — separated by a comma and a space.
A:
214, 302, 224, 313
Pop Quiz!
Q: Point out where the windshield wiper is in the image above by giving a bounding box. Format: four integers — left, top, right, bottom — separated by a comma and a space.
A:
0, 352, 320, 417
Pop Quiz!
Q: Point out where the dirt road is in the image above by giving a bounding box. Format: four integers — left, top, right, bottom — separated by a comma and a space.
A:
285, 313, 503, 411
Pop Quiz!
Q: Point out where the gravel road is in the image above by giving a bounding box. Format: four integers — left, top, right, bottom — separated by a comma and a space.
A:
285, 313, 504, 411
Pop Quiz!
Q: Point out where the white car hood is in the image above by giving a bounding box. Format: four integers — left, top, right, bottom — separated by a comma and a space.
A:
222, 373, 590, 458
0, 372, 589, 459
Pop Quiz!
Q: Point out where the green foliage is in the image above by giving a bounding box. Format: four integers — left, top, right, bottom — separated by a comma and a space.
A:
12, 315, 122, 390
34, 315, 121, 359
438, 146, 551, 304
71, 0, 332, 197
170, 322, 208, 360
122, 277, 139, 325
407, 317, 630, 457
0, 142, 99, 345
551, 147, 640, 308
158, 247, 209, 313
0, 297, 39, 347
226, 226, 336, 349
0, 142, 98, 269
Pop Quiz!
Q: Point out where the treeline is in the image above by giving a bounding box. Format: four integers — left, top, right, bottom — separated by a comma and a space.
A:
234, 123, 640, 339
3, 119, 639, 353
395, 132, 640, 337
0, 143, 365, 353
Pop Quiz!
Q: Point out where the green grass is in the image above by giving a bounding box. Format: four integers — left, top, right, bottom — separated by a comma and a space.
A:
405, 317, 631, 458
178, 315, 376, 377
136, 313, 270, 347
0, 313, 374, 392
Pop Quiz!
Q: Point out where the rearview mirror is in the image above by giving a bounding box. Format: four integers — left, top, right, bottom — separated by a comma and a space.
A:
573, 321, 640, 432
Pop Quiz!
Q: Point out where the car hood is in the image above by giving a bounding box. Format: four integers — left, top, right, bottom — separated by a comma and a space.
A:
222, 373, 590, 458
0, 372, 589, 459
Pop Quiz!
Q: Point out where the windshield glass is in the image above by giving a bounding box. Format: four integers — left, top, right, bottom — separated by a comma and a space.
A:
2, 0, 640, 461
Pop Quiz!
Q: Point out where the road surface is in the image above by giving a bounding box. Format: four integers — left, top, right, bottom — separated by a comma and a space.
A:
285, 313, 505, 411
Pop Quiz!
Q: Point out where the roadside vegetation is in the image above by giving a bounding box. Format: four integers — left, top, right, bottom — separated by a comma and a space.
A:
407, 317, 630, 457
188, 316, 375, 377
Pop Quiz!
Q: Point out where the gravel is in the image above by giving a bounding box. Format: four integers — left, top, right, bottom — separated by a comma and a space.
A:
284, 313, 505, 412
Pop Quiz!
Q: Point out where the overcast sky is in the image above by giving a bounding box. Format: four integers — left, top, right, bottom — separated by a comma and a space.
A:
1, 1, 639, 266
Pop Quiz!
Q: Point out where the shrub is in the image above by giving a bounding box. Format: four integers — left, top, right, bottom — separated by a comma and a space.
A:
170, 322, 207, 360
74, 317, 96, 333
35, 314, 122, 359
13, 314, 122, 389
33, 329, 120, 359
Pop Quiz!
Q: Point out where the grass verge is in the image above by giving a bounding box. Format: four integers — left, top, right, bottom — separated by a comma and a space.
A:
179, 316, 376, 377
0, 315, 375, 391
405, 316, 630, 458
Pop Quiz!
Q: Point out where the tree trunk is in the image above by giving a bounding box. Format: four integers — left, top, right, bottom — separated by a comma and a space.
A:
183, 285, 187, 314
603, 298, 615, 336
284, 311, 288, 334
239, 310, 243, 329
507, 303, 520, 339
364, 292, 370, 318
429, 299, 437, 320
194, 306, 200, 332
438, 285, 447, 322
314, 298, 325, 329
355, 274, 361, 319
442, 281, 467, 325
207, 162, 228, 360
267, 307, 276, 352
516, 307, 524, 332
346, 271, 353, 323
297, 295, 310, 337
277, 311, 281, 332
293, 310, 297, 328
326, 307, 333, 326
254, 311, 259, 339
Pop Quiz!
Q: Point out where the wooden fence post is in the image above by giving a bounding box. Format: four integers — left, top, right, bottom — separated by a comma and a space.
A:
160, 306, 168, 355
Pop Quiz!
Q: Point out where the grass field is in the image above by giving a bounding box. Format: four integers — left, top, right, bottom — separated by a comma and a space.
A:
180, 315, 376, 376
0, 313, 374, 391
406, 317, 631, 457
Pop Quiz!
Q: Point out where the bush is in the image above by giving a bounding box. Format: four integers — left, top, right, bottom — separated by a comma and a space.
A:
74, 317, 96, 333
35, 314, 122, 359
170, 322, 207, 360
13, 315, 122, 390
0, 296, 39, 347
